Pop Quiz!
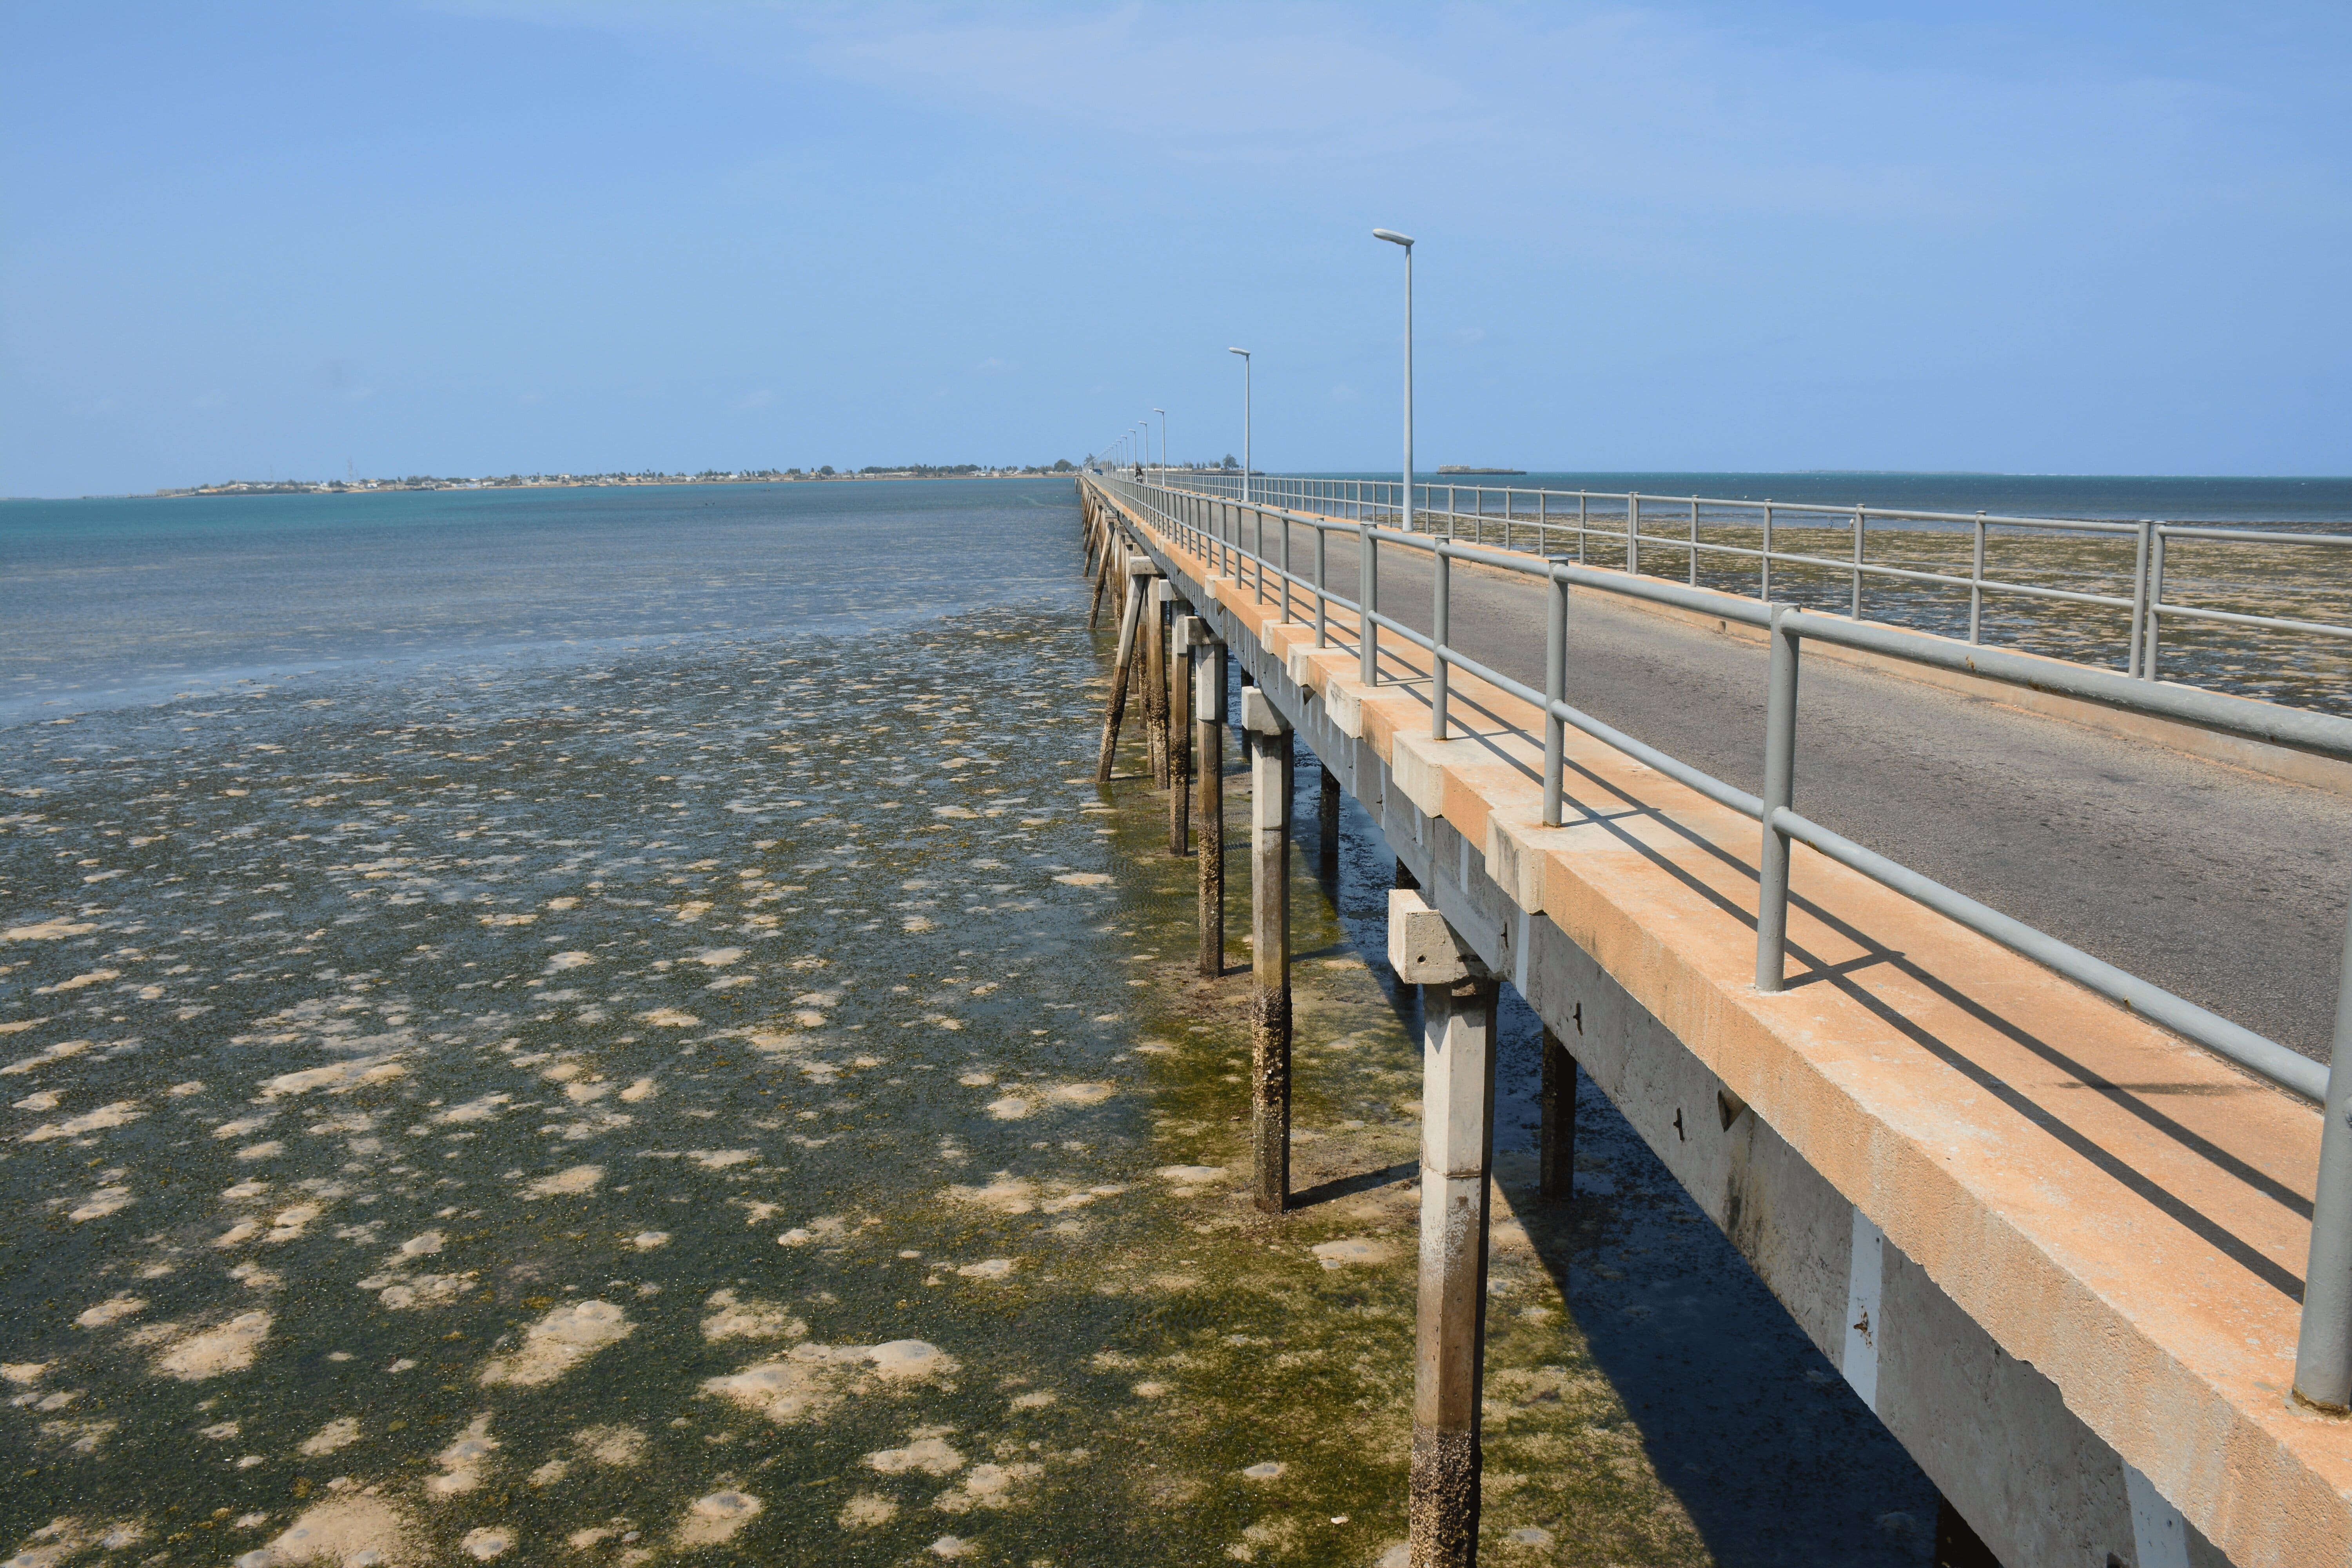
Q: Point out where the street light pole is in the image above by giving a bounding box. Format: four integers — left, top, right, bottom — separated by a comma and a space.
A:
1228, 348, 1251, 502
1154, 408, 1166, 473
1375, 229, 1414, 531
1372, 230, 1415, 689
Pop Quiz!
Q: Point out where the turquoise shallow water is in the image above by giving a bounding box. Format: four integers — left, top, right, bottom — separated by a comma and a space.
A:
0, 481, 1079, 725
0, 479, 1943, 1566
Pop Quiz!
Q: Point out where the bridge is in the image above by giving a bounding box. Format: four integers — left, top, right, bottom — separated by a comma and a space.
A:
1074, 469, 2352, 1568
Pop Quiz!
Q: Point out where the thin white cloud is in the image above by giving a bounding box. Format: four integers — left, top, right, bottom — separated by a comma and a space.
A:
444, 1, 2287, 229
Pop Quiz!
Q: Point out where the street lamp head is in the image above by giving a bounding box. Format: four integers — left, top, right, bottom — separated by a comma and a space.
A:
1227, 347, 1249, 358
1373, 228, 1414, 249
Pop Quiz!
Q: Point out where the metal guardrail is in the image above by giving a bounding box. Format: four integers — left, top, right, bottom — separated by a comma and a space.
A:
1086, 468, 2352, 1413
1147, 467, 2352, 692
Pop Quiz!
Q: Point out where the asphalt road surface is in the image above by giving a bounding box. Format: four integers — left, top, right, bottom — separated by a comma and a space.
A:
1280, 524, 2352, 1065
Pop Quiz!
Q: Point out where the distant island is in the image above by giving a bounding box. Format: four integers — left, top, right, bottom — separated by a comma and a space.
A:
1436, 466, 1524, 475
156, 460, 1082, 499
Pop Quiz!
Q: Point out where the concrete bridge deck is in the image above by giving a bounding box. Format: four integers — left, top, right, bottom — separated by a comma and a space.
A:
1080, 475, 2352, 1567
1274, 515, 2352, 1065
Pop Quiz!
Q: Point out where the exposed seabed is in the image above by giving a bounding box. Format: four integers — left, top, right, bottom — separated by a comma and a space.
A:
1, 605, 1932, 1566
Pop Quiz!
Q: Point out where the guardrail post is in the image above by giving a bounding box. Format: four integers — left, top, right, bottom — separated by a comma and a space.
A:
2127, 522, 2152, 677
1280, 505, 1293, 623
2143, 528, 2168, 680
1761, 501, 1775, 602
1628, 492, 1641, 577
1360, 523, 1380, 686
1253, 506, 1266, 603
1315, 526, 1329, 648
1536, 488, 1547, 555
1689, 496, 1700, 587
1851, 507, 1865, 619
2293, 899, 2352, 1413
1755, 606, 1802, 991
1970, 514, 1986, 644
1432, 546, 1451, 740
1543, 563, 1568, 828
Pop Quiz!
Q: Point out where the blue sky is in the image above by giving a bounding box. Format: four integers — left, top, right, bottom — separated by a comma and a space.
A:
3, 2, 2347, 495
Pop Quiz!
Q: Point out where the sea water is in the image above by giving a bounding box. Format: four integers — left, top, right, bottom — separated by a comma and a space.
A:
0, 481, 1938, 1566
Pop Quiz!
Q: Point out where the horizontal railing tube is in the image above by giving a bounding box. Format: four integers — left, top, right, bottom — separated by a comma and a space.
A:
1769, 802, 2327, 1102
1781, 608, 2352, 763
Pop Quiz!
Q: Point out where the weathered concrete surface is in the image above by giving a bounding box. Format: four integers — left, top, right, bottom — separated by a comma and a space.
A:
1093, 481, 2352, 1568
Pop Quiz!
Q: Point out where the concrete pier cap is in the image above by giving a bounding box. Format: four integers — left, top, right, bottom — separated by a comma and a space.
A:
1390, 888, 1486, 986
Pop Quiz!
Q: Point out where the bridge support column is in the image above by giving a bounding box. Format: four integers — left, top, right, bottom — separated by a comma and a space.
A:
1169, 605, 1196, 855
1194, 628, 1227, 977
1145, 579, 1171, 789
1318, 762, 1341, 878
1539, 1026, 1576, 1202
1088, 522, 1119, 630
1390, 888, 1497, 1568
1242, 686, 1294, 1214
1095, 557, 1155, 783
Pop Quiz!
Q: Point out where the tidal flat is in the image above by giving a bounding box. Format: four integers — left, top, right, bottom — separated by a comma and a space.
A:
3, 515, 1937, 1564
1455, 517, 2352, 716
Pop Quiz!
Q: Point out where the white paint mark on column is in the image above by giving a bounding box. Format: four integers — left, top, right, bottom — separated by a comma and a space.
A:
2124, 1463, 2190, 1568
1512, 909, 1530, 996
1841, 1206, 1884, 1413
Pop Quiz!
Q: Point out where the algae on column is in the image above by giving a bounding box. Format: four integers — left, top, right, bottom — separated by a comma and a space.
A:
1389, 888, 1498, 1568
1094, 558, 1154, 783
1241, 686, 1294, 1215
1194, 632, 1227, 978
1169, 605, 1197, 857
1145, 579, 1171, 789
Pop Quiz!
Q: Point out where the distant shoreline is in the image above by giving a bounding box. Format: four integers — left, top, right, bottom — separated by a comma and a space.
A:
152, 468, 1077, 499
